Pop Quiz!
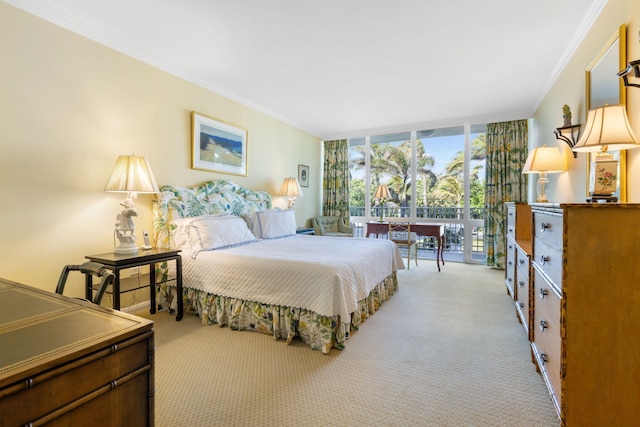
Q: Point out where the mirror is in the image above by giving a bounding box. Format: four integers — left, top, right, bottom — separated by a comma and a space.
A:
585, 24, 627, 201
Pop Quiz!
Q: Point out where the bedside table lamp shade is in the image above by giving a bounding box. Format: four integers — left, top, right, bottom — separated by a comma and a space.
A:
105, 155, 159, 254
522, 146, 565, 203
277, 177, 302, 209
572, 105, 640, 201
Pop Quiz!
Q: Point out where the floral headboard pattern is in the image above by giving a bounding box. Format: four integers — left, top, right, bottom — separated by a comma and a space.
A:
152, 179, 272, 249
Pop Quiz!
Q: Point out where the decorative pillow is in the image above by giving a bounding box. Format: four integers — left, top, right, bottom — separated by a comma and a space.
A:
171, 213, 230, 248
251, 208, 297, 239
188, 215, 256, 256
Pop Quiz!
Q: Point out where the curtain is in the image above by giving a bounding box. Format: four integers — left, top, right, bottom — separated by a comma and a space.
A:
484, 120, 528, 268
322, 139, 350, 221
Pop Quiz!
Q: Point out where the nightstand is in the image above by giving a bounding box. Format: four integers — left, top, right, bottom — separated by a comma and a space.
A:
85, 248, 183, 321
296, 227, 315, 235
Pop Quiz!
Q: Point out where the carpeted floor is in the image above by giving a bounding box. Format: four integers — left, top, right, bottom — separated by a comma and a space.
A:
137, 262, 560, 427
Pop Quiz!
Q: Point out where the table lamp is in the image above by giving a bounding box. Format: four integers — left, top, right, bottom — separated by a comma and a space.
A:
105, 155, 159, 254
572, 104, 640, 202
278, 177, 302, 209
374, 184, 391, 221
521, 145, 565, 202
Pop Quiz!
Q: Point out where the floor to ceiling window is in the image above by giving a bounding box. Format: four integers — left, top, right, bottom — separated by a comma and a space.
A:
348, 124, 486, 263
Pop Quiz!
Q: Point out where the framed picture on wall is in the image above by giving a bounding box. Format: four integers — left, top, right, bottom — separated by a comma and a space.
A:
298, 164, 309, 187
191, 112, 248, 176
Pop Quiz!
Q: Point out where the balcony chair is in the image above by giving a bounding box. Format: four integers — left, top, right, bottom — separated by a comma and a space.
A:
312, 216, 353, 237
388, 221, 418, 269
55, 261, 115, 305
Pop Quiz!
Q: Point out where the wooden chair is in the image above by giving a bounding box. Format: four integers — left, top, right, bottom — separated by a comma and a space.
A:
56, 261, 115, 305
388, 222, 418, 269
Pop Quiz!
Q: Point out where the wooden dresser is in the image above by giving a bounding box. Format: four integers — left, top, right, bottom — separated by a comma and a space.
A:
529, 203, 640, 426
504, 202, 532, 336
0, 278, 154, 426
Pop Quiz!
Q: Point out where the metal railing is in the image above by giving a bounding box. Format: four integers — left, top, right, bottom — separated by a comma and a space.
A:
350, 206, 484, 220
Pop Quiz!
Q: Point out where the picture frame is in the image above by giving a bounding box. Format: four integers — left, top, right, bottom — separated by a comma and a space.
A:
298, 164, 309, 187
192, 112, 248, 176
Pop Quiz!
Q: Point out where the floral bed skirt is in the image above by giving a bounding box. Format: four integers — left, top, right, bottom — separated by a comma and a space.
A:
156, 272, 398, 354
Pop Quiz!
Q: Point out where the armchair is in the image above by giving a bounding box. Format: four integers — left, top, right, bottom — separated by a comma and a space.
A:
312, 216, 353, 237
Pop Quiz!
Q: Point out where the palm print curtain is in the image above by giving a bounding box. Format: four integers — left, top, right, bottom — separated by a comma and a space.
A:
322, 139, 350, 221
484, 120, 528, 268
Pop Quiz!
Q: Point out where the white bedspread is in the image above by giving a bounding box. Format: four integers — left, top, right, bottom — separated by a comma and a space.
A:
178, 235, 403, 320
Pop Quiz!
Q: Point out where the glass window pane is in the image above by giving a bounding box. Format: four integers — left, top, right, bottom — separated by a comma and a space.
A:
348, 137, 366, 218
370, 132, 412, 219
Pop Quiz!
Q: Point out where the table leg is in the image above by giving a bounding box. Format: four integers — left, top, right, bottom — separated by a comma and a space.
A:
175, 256, 183, 321
439, 234, 445, 268
436, 235, 441, 272
85, 275, 93, 301
113, 271, 121, 310
149, 262, 156, 315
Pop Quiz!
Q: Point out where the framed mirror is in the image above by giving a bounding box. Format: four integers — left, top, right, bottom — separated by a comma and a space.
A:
585, 24, 627, 201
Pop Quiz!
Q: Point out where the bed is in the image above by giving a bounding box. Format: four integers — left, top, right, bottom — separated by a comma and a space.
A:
152, 179, 402, 353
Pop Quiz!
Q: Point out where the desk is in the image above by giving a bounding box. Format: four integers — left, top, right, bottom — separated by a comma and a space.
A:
85, 248, 183, 321
366, 222, 445, 271
0, 278, 154, 426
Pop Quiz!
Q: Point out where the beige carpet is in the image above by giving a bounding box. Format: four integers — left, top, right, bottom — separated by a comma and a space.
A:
137, 262, 560, 427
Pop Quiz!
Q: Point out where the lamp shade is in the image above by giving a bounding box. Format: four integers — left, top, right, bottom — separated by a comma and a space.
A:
374, 184, 391, 199
104, 155, 159, 193
277, 177, 302, 197
522, 146, 565, 174
572, 104, 640, 153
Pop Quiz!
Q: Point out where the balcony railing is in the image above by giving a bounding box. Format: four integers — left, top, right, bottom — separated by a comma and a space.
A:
350, 205, 484, 220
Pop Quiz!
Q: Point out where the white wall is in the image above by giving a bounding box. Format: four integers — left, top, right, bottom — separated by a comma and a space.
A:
0, 2, 321, 298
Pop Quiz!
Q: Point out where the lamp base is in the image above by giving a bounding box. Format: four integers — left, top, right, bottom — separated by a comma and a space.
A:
114, 241, 139, 254
586, 194, 618, 203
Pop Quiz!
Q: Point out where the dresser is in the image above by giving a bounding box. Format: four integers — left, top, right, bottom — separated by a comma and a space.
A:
0, 278, 154, 426
504, 202, 532, 336
529, 203, 640, 426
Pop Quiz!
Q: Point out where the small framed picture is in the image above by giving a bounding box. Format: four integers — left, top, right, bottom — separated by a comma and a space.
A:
298, 164, 309, 188
192, 112, 248, 176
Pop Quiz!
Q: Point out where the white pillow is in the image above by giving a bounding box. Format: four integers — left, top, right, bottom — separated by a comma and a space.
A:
188, 215, 256, 256
252, 209, 296, 239
171, 214, 229, 248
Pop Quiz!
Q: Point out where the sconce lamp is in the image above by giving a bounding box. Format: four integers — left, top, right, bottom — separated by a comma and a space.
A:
373, 184, 391, 222
522, 145, 565, 203
573, 104, 640, 202
554, 125, 581, 157
105, 155, 159, 254
278, 177, 302, 209
618, 59, 640, 88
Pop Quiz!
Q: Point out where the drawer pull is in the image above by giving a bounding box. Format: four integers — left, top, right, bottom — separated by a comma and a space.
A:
539, 288, 548, 299
540, 255, 550, 265
519, 281, 525, 288
508, 227, 513, 233
518, 258, 525, 265
540, 353, 548, 365
539, 320, 548, 331
540, 222, 550, 232
507, 278, 513, 284
518, 302, 524, 308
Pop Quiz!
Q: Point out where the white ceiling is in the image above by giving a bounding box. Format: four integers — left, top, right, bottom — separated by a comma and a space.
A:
7, 0, 606, 139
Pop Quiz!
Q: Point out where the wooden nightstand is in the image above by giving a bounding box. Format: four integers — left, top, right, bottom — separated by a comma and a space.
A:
85, 248, 183, 321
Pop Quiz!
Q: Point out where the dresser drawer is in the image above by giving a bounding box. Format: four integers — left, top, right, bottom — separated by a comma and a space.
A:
533, 211, 563, 288
532, 269, 562, 409
506, 205, 516, 240
505, 238, 516, 297
515, 246, 530, 332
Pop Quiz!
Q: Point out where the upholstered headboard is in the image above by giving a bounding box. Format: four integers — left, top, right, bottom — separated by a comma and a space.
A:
152, 179, 272, 249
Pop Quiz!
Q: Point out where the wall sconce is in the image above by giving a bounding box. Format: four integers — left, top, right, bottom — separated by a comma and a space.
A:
553, 104, 580, 157
521, 145, 565, 203
618, 59, 640, 88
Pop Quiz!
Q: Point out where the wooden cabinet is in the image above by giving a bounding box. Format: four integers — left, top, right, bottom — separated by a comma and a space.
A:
530, 203, 640, 426
0, 278, 154, 426
504, 202, 532, 335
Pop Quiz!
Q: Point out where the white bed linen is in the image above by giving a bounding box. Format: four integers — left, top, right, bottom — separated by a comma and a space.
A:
177, 235, 403, 320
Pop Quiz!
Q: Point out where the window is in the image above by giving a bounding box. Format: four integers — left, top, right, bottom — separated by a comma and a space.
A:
348, 125, 486, 263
